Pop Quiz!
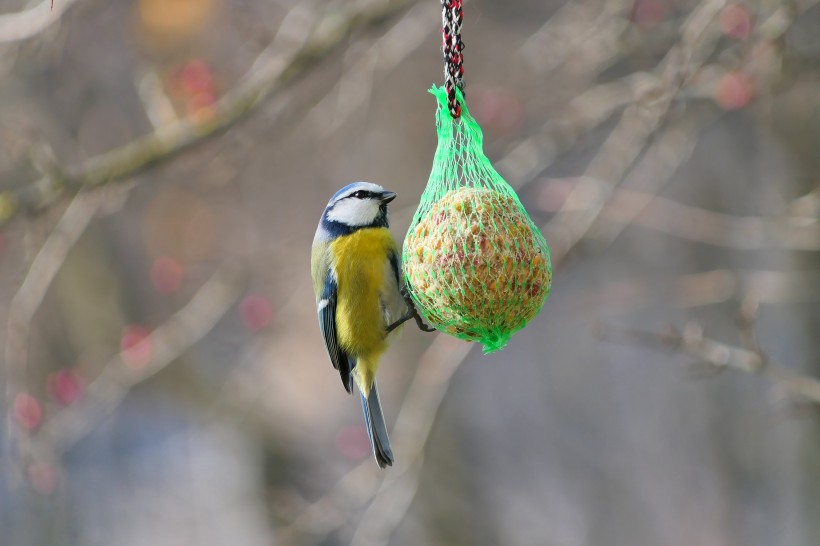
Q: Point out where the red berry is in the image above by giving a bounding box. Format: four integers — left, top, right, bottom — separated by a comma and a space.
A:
121, 325, 152, 369
150, 256, 185, 295
47, 369, 84, 406
240, 295, 273, 332
714, 71, 753, 110
335, 425, 372, 460
14, 393, 42, 431
720, 4, 753, 40
28, 462, 57, 495
631, 0, 665, 28
180, 59, 214, 94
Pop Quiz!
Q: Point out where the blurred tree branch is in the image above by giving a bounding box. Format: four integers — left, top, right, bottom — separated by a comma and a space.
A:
499, 72, 660, 185
602, 186, 820, 250
565, 268, 820, 316
0, 0, 78, 43
543, 0, 727, 265
304, 1, 435, 139
598, 317, 820, 405
0, 0, 420, 228
518, 0, 631, 75
25, 263, 246, 460
541, 178, 820, 251
4, 191, 108, 450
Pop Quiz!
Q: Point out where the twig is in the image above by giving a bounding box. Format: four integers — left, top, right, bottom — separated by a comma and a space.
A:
568, 269, 820, 316
0, 0, 78, 44
28, 264, 246, 456
599, 320, 820, 405
542, 0, 727, 265
304, 1, 435, 138
587, 110, 716, 244
737, 293, 765, 358
517, 0, 631, 75
4, 191, 105, 447
540, 179, 820, 251
498, 72, 659, 186
606, 189, 820, 251
0, 0, 421, 227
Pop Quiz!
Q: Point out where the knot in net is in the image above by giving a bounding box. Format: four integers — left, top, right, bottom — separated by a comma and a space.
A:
402, 86, 552, 353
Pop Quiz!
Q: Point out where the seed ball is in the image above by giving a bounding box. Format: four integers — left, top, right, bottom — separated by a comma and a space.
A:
404, 188, 552, 345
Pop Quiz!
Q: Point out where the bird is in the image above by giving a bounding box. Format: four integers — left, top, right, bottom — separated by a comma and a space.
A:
311, 182, 412, 468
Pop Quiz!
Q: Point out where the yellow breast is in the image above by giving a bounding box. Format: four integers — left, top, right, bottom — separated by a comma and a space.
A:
330, 228, 397, 360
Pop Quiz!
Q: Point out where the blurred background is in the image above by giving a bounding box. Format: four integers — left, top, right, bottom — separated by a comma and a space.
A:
2, 0, 820, 544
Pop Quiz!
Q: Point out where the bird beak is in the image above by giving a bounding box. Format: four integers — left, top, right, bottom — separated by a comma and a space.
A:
379, 191, 397, 204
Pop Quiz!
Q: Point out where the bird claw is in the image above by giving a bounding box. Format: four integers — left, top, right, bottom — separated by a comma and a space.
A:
386, 287, 436, 334
416, 320, 437, 333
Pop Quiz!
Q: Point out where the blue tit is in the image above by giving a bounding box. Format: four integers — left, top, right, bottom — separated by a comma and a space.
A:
311, 182, 409, 468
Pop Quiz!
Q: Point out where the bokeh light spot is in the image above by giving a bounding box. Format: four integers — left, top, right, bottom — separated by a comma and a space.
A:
136, 0, 216, 48
180, 59, 214, 94
714, 71, 753, 110
28, 462, 58, 495
240, 295, 274, 332
470, 87, 524, 137
630, 0, 665, 28
150, 256, 185, 295
14, 393, 42, 431
121, 325, 153, 369
720, 4, 753, 40
335, 425, 371, 461
47, 369, 84, 406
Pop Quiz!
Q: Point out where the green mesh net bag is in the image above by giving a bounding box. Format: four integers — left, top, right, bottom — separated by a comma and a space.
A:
402, 86, 552, 353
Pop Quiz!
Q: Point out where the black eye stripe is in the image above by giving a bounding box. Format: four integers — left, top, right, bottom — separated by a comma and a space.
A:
346, 190, 376, 200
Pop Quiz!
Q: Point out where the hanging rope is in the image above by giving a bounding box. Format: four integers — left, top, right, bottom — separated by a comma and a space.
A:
441, 0, 465, 118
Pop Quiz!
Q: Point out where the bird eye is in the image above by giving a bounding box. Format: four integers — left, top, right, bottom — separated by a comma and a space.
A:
352, 191, 366, 199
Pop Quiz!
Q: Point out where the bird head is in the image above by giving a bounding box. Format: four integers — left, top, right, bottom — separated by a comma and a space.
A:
318, 182, 397, 237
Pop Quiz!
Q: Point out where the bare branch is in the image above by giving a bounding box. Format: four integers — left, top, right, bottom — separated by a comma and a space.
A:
541, 178, 820, 251
540, 0, 727, 265
606, 189, 820, 251
517, 0, 631, 75
304, 1, 435, 138
29, 264, 246, 456
587, 111, 717, 244
599, 320, 820, 405
570, 269, 820, 317
0, 0, 79, 44
4, 191, 106, 447
498, 72, 659, 185
0, 0, 421, 227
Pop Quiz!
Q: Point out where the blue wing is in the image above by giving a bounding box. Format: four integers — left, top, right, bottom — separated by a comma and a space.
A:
388, 248, 401, 286
318, 271, 354, 393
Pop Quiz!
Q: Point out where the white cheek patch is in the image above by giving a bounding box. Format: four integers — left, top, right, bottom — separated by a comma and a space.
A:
327, 199, 380, 226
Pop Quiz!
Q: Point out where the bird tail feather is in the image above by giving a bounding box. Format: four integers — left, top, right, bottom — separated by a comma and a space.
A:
359, 381, 394, 468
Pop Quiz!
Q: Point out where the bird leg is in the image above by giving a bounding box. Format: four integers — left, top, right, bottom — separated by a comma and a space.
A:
386, 287, 436, 333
